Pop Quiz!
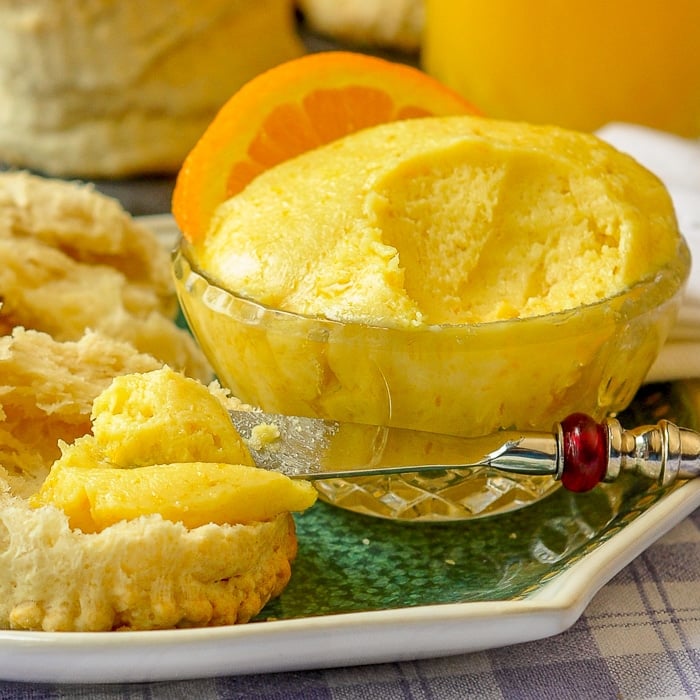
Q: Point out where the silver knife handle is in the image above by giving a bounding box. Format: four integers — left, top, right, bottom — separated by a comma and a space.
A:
605, 416, 700, 487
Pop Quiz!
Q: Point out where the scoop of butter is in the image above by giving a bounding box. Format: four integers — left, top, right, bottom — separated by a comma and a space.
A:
31, 367, 317, 532
197, 115, 681, 327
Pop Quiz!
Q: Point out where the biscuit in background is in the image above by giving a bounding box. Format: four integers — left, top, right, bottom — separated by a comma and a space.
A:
0, 171, 211, 382
0, 0, 304, 177
297, 0, 423, 52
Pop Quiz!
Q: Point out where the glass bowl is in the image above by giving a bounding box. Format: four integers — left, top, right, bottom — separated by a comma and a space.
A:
172, 236, 691, 521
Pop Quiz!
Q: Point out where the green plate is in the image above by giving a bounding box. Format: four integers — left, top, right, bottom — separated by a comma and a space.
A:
263, 382, 698, 620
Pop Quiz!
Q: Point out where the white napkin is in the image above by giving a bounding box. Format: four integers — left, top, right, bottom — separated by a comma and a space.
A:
595, 123, 700, 382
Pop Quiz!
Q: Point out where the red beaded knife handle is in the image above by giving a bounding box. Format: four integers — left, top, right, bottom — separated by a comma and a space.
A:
557, 413, 700, 492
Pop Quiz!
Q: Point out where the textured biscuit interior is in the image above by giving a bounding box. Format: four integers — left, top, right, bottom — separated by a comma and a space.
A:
0, 171, 211, 380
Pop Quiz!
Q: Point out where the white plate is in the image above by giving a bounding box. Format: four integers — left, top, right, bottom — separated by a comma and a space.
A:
0, 478, 698, 684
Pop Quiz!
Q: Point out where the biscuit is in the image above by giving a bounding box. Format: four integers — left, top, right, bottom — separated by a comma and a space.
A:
0, 331, 300, 632
0, 0, 303, 177
0, 327, 162, 497
0, 171, 211, 382
298, 0, 423, 51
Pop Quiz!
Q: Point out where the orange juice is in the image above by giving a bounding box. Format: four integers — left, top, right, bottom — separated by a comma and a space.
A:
423, 0, 700, 137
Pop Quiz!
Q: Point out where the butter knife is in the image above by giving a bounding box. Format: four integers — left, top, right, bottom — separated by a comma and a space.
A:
229, 410, 700, 492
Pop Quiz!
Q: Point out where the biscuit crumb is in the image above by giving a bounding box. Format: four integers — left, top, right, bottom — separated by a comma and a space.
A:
248, 423, 281, 451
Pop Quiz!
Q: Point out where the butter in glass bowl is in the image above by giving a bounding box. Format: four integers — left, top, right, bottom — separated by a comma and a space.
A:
174, 115, 690, 521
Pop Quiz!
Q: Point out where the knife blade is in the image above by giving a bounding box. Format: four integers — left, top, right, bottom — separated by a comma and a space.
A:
228, 409, 560, 481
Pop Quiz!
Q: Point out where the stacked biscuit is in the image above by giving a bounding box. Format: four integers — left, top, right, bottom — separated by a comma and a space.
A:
0, 172, 303, 631
0, 0, 303, 177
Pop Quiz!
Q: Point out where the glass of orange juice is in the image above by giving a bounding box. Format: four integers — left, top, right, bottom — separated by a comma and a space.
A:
422, 0, 700, 137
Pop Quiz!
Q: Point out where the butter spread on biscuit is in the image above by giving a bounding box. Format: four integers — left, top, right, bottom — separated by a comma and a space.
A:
30, 367, 316, 532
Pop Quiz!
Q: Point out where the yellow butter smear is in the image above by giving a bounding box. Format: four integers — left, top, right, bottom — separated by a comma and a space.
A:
196, 115, 680, 327
30, 367, 316, 532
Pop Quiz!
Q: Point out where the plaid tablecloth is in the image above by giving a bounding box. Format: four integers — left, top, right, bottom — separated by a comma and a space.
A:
0, 504, 697, 700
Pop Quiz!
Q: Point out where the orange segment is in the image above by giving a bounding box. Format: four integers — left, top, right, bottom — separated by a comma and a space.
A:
172, 51, 480, 243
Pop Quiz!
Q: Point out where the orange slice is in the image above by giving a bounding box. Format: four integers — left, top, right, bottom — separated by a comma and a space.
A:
172, 51, 480, 243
